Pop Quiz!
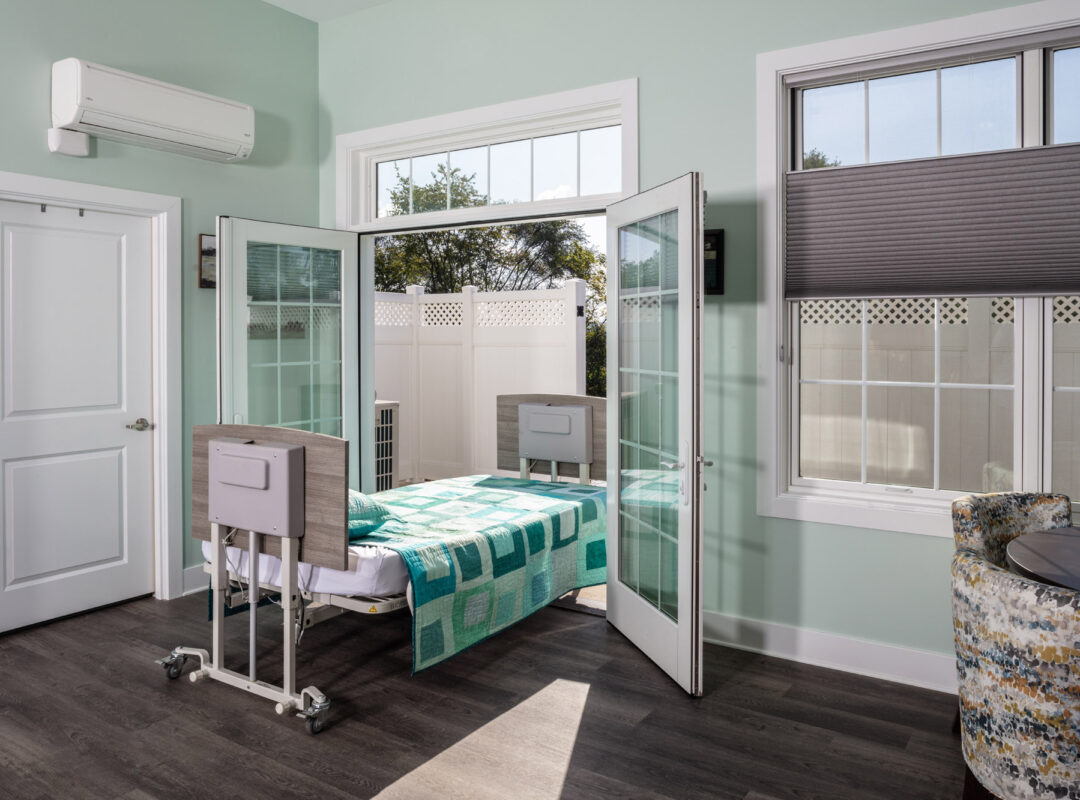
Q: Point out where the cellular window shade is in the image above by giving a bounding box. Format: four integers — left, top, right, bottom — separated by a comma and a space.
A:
784, 143, 1080, 299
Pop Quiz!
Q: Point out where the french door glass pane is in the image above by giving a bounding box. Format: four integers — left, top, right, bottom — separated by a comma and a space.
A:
246, 241, 343, 435
618, 210, 679, 621
1053, 47, 1080, 145
1052, 296, 1080, 500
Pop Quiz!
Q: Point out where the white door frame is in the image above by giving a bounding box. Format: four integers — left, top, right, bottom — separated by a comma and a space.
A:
0, 170, 183, 600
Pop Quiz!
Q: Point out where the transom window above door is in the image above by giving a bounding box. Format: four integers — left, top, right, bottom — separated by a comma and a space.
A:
335, 79, 638, 231
376, 126, 621, 218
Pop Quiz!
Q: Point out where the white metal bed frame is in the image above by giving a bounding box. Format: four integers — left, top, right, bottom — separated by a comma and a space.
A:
161, 401, 599, 733
158, 522, 409, 734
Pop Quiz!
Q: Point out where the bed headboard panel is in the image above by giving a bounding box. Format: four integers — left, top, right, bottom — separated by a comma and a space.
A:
192, 424, 348, 570
496, 394, 606, 480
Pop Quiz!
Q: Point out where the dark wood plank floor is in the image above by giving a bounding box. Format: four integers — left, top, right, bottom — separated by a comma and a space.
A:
0, 593, 964, 799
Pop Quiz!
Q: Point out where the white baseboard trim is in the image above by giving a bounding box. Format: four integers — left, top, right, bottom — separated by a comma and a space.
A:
703, 610, 957, 694
182, 563, 209, 596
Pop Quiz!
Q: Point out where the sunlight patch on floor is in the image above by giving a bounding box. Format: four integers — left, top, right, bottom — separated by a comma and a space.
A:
372, 679, 591, 800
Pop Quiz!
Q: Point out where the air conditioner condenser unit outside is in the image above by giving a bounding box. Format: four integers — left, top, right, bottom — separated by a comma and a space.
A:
51, 58, 254, 162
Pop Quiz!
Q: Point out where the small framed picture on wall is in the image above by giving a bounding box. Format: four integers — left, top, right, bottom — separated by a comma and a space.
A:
199, 233, 217, 289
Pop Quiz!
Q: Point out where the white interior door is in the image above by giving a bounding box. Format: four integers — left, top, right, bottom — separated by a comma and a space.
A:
606, 173, 704, 695
0, 199, 154, 632
217, 218, 368, 490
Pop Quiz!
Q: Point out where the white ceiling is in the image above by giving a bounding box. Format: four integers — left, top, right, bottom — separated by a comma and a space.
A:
259, 0, 392, 23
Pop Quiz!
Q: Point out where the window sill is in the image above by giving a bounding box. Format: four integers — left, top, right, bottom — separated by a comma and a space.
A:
760, 485, 956, 538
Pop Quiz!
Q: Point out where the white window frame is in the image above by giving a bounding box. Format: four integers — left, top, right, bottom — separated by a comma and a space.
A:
335, 79, 639, 231
756, 1, 1080, 537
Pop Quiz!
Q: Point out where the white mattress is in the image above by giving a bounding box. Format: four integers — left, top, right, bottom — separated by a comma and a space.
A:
201, 539, 409, 598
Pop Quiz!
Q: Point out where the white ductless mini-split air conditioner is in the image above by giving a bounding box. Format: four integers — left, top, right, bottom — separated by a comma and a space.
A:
51, 58, 254, 162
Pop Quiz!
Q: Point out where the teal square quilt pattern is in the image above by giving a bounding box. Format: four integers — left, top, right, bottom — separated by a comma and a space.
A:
361, 475, 606, 671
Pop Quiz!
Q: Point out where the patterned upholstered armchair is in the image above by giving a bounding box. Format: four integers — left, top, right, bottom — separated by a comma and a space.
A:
951, 493, 1080, 800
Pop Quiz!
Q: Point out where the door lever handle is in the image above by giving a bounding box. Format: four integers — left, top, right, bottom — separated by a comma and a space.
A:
126, 417, 154, 432
660, 460, 684, 470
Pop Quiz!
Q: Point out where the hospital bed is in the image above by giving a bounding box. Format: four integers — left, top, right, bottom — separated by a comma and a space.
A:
158, 394, 605, 733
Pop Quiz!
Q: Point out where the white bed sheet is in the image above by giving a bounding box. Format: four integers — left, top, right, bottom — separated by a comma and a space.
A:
200, 539, 409, 598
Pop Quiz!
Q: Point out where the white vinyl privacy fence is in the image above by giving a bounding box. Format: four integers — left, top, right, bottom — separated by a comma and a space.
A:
374, 281, 586, 482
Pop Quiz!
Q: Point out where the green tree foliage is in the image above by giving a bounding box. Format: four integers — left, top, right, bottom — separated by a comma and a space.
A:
375, 163, 608, 395
802, 148, 841, 169
584, 266, 606, 398
376, 164, 601, 293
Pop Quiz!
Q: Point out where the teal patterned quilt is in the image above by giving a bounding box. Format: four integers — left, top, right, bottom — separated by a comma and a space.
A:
356, 475, 607, 672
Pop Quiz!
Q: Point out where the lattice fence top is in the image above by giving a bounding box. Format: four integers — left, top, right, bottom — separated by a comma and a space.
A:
312, 307, 339, 332
475, 299, 566, 327
620, 294, 660, 324
421, 300, 463, 327
375, 300, 413, 327
1054, 296, 1080, 324
247, 304, 340, 338
800, 297, 1015, 325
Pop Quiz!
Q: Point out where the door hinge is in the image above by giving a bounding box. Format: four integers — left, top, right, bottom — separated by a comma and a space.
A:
778, 344, 785, 363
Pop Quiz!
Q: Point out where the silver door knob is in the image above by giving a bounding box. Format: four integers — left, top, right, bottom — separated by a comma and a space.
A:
126, 417, 153, 431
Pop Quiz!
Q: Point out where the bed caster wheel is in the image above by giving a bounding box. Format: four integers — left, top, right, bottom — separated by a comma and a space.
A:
158, 652, 187, 680
302, 695, 330, 735
164, 656, 187, 679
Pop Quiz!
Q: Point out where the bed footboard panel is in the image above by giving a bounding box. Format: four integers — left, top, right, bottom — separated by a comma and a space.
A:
192, 424, 349, 571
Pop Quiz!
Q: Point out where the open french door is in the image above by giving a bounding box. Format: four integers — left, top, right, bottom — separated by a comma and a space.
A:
605, 173, 704, 696
217, 217, 374, 491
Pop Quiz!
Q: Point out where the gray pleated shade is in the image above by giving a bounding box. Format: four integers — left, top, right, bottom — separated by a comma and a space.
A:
784, 143, 1080, 299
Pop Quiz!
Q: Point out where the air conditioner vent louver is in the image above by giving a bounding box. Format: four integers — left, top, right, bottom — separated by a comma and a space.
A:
51, 58, 254, 163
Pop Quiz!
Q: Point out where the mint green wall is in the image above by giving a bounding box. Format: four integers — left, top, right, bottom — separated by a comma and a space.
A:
0, 0, 319, 568
317, 0, 1024, 657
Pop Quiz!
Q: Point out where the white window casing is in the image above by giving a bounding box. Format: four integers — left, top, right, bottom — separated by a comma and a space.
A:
756, 1, 1080, 538
335, 79, 638, 231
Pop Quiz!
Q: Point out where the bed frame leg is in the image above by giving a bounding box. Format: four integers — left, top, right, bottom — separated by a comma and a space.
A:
519, 457, 529, 480
212, 522, 226, 669
248, 530, 259, 682
281, 536, 298, 705
579, 463, 590, 484
158, 522, 329, 733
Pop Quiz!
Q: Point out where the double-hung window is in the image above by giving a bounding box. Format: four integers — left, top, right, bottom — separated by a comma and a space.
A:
758, 10, 1080, 537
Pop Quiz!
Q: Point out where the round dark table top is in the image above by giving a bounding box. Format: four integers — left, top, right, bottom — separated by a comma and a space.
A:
1005, 526, 1080, 592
